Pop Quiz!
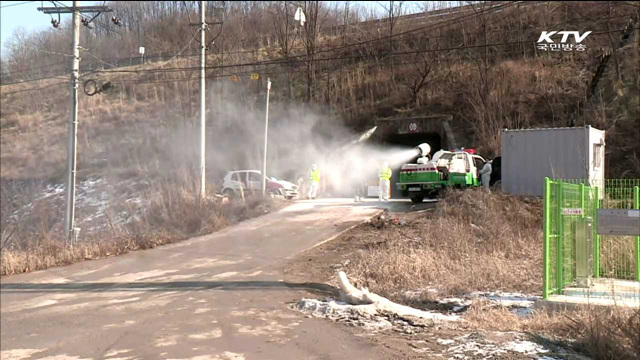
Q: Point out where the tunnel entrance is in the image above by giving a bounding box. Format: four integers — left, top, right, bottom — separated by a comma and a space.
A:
372, 116, 452, 199
383, 133, 442, 198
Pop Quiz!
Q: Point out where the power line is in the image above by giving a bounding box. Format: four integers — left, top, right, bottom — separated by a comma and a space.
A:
80, 27, 636, 76
279, 1, 520, 63
50, 0, 122, 35
0, 80, 69, 95
3, 8, 631, 80
0, 45, 531, 94
0, 1, 36, 9
5, 2, 631, 79
4, 24, 631, 87
82, 49, 118, 68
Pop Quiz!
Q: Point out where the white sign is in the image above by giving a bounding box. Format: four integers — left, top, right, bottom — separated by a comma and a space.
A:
562, 208, 583, 216
294, 7, 306, 26
537, 31, 591, 52
139, 46, 145, 55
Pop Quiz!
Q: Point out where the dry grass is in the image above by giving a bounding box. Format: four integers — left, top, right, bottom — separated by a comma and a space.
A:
337, 189, 638, 359
343, 189, 543, 300
464, 302, 640, 360
0, 173, 284, 276
600, 235, 637, 280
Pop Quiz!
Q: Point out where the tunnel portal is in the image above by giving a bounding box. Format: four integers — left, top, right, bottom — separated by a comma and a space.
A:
370, 116, 453, 199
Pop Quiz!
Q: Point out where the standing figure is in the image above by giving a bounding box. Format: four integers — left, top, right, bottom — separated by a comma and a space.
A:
378, 161, 392, 202
307, 164, 320, 199
479, 160, 493, 191
353, 172, 366, 202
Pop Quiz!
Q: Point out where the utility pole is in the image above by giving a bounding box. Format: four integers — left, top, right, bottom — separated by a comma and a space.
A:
38, 2, 112, 245
190, 2, 222, 198
200, 0, 207, 198
67, 0, 80, 246
261, 78, 272, 197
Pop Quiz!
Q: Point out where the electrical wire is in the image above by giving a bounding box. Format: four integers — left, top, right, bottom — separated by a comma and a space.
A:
4, 4, 631, 79
80, 27, 637, 76
4, 8, 631, 80
1, 80, 69, 95
51, 0, 122, 35
277, 1, 520, 63
82, 49, 118, 68
1, 45, 532, 95
5, 24, 630, 88
0, 1, 36, 9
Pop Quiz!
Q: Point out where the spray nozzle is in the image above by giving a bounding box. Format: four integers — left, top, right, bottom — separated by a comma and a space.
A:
416, 143, 431, 157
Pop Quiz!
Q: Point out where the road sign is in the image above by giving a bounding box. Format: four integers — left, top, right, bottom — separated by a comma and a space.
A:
597, 209, 640, 236
139, 46, 145, 55
230, 75, 239, 82
251, 73, 260, 80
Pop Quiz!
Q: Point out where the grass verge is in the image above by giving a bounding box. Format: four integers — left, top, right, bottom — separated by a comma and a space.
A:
285, 188, 639, 360
1, 173, 284, 276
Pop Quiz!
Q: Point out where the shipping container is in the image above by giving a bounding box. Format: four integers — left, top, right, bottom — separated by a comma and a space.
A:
501, 126, 605, 197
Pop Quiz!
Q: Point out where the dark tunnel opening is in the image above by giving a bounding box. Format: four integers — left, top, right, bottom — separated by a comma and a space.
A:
382, 132, 442, 199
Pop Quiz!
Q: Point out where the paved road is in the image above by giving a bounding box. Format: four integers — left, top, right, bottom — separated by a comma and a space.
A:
1, 199, 410, 360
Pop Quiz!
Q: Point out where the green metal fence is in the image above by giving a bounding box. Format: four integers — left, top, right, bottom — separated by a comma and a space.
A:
543, 178, 640, 299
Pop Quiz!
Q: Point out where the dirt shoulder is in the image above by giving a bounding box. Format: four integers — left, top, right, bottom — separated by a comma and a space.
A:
282, 190, 639, 360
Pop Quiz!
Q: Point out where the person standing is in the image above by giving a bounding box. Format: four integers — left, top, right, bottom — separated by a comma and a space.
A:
296, 174, 305, 200
479, 160, 493, 191
378, 161, 392, 202
353, 173, 366, 202
307, 164, 320, 199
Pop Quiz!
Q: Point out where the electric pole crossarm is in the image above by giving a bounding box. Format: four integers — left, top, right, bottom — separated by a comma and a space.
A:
38, 6, 112, 14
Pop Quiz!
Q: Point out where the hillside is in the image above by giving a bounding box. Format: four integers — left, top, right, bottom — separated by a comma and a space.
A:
1, 1, 639, 247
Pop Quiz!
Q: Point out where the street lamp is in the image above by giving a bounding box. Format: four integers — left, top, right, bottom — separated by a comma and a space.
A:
261, 78, 272, 197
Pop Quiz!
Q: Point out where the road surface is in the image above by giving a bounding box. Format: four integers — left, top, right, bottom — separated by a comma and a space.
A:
1, 199, 429, 360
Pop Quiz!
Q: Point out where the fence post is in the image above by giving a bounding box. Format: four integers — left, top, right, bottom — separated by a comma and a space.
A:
543, 177, 551, 299
635, 186, 639, 282
594, 185, 600, 278
557, 181, 564, 294
580, 183, 585, 219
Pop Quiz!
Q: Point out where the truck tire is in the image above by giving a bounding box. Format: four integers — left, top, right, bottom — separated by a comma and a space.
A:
410, 195, 424, 204
426, 190, 440, 199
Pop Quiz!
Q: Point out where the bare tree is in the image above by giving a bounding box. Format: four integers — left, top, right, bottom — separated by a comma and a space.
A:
378, 1, 405, 79
271, 1, 300, 100
398, 50, 450, 108
300, 1, 330, 103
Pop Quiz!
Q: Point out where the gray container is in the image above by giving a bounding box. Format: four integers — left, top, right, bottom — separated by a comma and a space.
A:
501, 126, 605, 197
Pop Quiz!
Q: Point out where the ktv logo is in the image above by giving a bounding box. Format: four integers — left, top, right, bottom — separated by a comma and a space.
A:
536, 31, 591, 52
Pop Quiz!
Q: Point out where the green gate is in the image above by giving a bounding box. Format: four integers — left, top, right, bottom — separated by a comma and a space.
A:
543, 178, 640, 299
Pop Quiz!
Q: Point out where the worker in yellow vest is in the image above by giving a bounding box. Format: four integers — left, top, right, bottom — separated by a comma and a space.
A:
307, 164, 320, 200
378, 161, 392, 201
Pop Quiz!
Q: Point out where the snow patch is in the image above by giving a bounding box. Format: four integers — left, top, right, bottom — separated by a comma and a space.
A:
503, 340, 549, 354
437, 339, 455, 345
441, 333, 553, 359
469, 291, 540, 308
293, 298, 459, 333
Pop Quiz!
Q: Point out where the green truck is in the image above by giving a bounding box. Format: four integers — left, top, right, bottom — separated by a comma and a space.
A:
396, 144, 487, 203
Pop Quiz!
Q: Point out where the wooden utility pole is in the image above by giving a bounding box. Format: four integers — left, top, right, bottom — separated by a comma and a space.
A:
38, 2, 112, 246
